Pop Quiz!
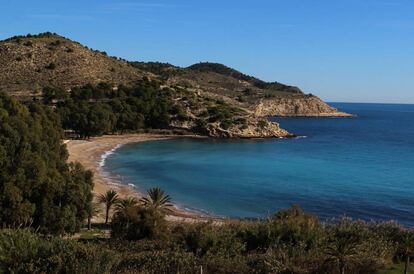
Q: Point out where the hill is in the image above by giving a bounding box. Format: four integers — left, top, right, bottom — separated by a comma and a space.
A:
131, 61, 351, 117
0, 32, 147, 99
0, 33, 351, 138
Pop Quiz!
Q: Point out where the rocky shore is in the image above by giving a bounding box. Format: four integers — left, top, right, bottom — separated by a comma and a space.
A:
253, 96, 353, 117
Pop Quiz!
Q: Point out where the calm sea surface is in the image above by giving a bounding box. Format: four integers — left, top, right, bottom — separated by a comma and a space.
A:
103, 103, 414, 226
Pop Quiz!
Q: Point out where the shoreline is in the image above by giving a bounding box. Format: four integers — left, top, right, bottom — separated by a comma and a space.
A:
66, 133, 214, 223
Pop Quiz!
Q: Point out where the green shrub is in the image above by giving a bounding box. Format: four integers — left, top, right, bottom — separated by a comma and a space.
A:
113, 250, 198, 274
258, 119, 267, 128
42, 86, 69, 103
174, 223, 245, 257
0, 229, 117, 274
50, 40, 61, 46
111, 206, 168, 240
220, 119, 233, 130
171, 105, 187, 121
45, 62, 56, 69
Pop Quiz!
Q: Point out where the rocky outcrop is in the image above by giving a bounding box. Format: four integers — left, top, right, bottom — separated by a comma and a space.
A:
253, 96, 352, 117
206, 120, 291, 138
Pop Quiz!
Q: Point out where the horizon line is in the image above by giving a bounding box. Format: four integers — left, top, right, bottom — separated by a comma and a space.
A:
328, 101, 414, 105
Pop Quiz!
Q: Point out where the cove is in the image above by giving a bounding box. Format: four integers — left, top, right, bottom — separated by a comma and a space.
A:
103, 103, 414, 226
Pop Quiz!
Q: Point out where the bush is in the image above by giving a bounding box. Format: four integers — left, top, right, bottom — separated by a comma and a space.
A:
111, 206, 168, 240
171, 105, 187, 121
50, 40, 61, 46
113, 250, 198, 274
0, 229, 117, 274
45, 62, 56, 69
258, 119, 267, 128
174, 223, 245, 257
201, 254, 253, 274
42, 86, 69, 104
220, 120, 233, 130
193, 119, 208, 135
0, 206, 409, 274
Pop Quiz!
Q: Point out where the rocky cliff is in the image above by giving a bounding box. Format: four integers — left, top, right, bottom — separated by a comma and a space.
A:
205, 120, 291, 138
253, 96, 352, 117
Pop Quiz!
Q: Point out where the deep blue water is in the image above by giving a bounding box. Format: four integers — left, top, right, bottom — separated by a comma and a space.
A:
104, 103, 414, 226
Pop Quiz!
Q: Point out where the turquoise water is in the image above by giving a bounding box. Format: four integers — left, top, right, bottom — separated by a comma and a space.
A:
104, 103, 414, 226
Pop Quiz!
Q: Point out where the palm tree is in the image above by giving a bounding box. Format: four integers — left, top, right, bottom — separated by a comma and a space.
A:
324, 231, 360, 274
398, 230, 414, 274
140, 187, 173, 214
86, 202, 101, 230
114, 197, 139, 216
98, 189, 120, 224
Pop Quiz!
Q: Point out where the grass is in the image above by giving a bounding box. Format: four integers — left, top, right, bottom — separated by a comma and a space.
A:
76, 228, 110, 240
380, 263, 412, 274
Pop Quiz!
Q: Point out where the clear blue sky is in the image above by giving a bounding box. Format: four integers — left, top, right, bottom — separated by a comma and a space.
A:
1, 0, 413, 103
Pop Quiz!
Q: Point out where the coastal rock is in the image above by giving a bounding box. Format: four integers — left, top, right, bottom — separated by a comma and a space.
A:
206, 120, 291, 138
253, 95, 353, 117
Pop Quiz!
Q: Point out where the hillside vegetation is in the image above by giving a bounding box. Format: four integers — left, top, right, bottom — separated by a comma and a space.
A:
0, 33, 350, 134
0, 32, 146, 99
130, 61, 351, 117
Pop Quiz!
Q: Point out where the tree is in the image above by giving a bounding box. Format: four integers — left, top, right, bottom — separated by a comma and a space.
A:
98, 189, 120, 224
86, 202, 101, 230
324, 229, 361, 274
55, 82, 176, 137
398, 230, 414, 274
42, 86, 68, 104
87, 103, 116, 136
0, 93, 93, 234
140, 187, 173, 214
114, 197, 139, 217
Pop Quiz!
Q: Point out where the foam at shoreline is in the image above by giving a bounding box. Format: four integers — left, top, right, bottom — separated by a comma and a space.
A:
99, 144, 122, 168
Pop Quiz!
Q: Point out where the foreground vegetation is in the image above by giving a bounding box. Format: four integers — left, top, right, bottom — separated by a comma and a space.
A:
1, 203, 414, 274
0, 92, 93, 234
1, 92, 413, 274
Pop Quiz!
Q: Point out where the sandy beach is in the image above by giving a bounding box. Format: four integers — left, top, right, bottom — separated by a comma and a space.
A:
66, 134, 212, 222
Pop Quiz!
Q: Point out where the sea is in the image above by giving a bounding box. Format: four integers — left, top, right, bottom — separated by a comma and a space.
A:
103, 103, 414, 226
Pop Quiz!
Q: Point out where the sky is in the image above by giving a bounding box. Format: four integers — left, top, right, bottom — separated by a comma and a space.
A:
1, 0, 413, 103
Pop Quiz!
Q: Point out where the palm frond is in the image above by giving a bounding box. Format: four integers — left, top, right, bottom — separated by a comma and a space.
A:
140, 187, 173, 213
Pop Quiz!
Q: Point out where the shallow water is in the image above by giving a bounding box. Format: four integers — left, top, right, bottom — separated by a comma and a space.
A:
104, 103, 414, 226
